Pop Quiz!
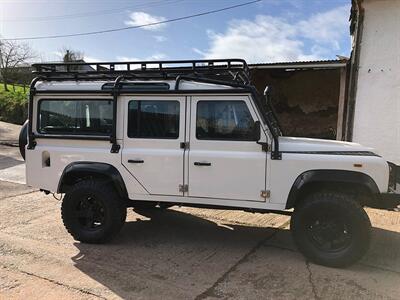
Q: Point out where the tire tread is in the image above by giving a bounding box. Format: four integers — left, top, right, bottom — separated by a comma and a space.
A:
61, 179, 126, 244
291, 190, 371, 267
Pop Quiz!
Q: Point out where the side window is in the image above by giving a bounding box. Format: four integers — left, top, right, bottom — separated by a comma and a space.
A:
128, 100, 180, 139
38, 99, 113, 135
196, 101, 256, 141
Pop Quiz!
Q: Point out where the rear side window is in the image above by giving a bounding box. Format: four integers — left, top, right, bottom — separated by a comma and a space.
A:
128, 100, 180, 139
38, 99, 113, 135
196, 101, 255, 141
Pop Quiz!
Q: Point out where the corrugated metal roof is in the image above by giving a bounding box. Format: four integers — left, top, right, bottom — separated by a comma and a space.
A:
249, 59, 348, 69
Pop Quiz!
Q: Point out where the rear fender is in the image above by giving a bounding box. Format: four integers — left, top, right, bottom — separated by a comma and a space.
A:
58, 162, 128, 199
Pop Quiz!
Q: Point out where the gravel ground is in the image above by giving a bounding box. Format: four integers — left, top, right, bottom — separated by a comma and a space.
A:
0, 175, 399, 299
0, 121, 21, 146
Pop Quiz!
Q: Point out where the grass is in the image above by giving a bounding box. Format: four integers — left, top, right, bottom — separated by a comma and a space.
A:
0, 83, 29, 94
0, 83, 29, 125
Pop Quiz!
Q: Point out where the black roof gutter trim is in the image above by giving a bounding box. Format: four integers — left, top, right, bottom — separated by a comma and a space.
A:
33, 134, 110, 141
33, 89, 251, 95
281, 151, 379, 156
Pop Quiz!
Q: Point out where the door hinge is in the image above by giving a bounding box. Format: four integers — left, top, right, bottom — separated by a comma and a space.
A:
179, 184, 188, 192
261, 190, 270, 199
110, 143, 121, 153
257, 142, 270, 152
180, 142, 190, 150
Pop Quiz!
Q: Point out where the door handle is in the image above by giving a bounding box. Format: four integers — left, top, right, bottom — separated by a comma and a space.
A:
194, 162, 211, 166
128, 159, 144, 164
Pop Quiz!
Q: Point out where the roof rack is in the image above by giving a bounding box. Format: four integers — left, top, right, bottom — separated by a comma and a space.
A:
32, 58, 251, 85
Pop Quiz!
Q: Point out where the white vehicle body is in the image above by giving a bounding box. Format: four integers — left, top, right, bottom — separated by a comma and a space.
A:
25, 79, 391, 211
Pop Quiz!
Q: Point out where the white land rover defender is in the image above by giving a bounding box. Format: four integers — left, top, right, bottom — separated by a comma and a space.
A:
20, 59, 400, 268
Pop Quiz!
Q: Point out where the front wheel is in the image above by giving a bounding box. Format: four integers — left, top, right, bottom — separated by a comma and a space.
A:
291, 191, 371, 268
61, 180, 127, 244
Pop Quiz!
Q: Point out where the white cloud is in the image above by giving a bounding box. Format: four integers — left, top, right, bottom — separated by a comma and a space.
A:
298, 5, 350, 50
125, 12, 166, 31
200, 5, 350, 63
153, 35, 167, 42
115, 54, 167, 70
192, 47, 207, 56
84, 56, 103, 63
148, 53, 167, 60
117, 53, 167, 62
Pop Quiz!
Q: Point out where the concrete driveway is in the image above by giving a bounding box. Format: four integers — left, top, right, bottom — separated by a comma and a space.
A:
0, 144, 399, 299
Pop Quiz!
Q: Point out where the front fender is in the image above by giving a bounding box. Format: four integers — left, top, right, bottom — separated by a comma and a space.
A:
286, 170, 380, 209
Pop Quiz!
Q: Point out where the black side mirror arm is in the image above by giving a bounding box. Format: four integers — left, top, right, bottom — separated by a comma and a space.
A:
257, 141, 269, 152
254, 120, 269, 152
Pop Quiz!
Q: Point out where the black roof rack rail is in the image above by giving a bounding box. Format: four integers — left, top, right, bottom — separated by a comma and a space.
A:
31, 58, 251, 85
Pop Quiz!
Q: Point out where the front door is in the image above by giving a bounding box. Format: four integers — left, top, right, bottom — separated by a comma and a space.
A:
122, 96, 186, 196
187, 96, 267, 201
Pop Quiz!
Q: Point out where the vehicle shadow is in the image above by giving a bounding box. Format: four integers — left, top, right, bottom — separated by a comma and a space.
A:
0, 154, 24, 170
71, 208, 400, 299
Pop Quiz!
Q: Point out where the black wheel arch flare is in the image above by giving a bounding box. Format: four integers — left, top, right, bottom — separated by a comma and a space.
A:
58, 162, 129, 199
286, 169, 380, 209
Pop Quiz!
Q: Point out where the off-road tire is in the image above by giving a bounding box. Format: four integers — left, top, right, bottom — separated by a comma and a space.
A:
291, 191, 371, 268
61, 179, 127, 244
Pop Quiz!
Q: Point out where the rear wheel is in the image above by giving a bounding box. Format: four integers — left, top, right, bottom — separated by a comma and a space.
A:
291, 191, 371, 268
61, 179, 126, 244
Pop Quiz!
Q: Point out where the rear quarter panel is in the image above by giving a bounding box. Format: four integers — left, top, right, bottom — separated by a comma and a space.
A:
26, 94, 147, 196
25, 139, 147, 196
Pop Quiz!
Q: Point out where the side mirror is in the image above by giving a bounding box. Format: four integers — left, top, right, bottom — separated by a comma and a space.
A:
253, 120, 261, 141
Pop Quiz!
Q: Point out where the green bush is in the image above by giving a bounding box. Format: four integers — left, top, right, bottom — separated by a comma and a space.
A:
0, 88, 29, 125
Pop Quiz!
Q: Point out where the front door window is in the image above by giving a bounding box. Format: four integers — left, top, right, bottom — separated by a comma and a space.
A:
196, 101, 256, 141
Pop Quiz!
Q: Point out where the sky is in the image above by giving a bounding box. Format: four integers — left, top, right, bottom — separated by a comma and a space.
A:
0, 0, 352, 64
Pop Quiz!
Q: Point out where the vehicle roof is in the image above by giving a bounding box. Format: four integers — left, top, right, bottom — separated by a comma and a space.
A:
35, 79, 240, 92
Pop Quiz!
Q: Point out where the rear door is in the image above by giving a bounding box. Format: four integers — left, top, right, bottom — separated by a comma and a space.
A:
121, 96, 186, 196
187, 95, 267, 201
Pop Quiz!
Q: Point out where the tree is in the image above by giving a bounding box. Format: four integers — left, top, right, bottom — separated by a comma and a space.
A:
0, 40, 34, 91
60, 47, 84, 62
58, 47, 85, 72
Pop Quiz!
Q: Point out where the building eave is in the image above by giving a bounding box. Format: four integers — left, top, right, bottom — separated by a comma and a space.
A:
249, 61, 347, 70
